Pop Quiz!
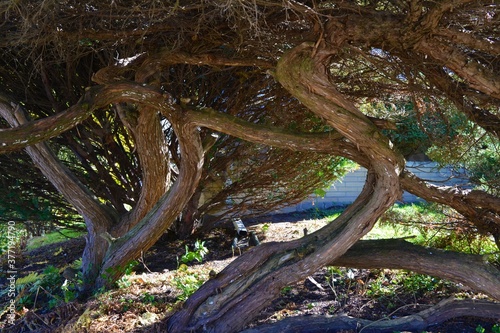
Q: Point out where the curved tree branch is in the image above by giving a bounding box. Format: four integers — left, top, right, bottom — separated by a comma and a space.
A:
0, 84, 166, 153
334, 238, 500, 300
113, 106, 171, 235
168, 41, 406, 333
401, 171, 500, 239
416, 37, 500, 99
97, 107, 205, 285
0, 101, 118, 287
434, 27, 500, 55
185, 99, 500, 234
241, 298, 500, 333
422, 65, 500, 138
0, 102, 115, 226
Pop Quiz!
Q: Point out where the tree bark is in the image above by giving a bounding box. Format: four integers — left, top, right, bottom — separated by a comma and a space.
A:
333, 239, 500, 300
0, 86, 206, 292
0, 101, 116, 291
167, 42, 405, 333
112, 105, 170, 236
0, 84, 164, 153
240, 298, 500, 333
175, 189, 202, 239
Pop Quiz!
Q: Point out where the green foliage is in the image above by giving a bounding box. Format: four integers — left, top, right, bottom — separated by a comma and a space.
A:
312, 159, 357, 199
377, 203, 498, 259
463, 141, 500, 195
280, 286, 292, 295
475, 324, 500, 333
313, 188, 327, 198
306, 302, 315, 310
141, 292, 156, 304
0, 188, 52, 223
372, 100, 499, 195
365, 270, 454, 300
11, 264, 82, 310
173, 266, 208, 302
180, 240, 208, 264
15, 272, 40, 289
0, 223, 27, 256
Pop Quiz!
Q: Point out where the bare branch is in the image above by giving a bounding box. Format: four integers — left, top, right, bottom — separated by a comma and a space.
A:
416, 37, 500, 99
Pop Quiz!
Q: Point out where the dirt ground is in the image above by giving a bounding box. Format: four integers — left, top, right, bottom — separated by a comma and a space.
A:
1, 211, 499, 332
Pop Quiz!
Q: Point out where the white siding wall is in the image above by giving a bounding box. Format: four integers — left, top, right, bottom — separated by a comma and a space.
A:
279, 162, 469, 213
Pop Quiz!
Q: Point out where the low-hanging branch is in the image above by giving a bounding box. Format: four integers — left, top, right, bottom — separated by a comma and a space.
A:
240, 298, 500, 333
332, 238, 500, 300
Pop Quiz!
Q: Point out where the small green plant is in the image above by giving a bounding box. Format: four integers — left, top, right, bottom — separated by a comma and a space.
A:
325, 266, 358, 299
13, 265, 70, 310
280, 286, 292, 295
173, 270, 207, 301
180, 239, 208, 264
119, 297, 134, 312
261, 223, 270, 233
116, 276, 132, 289
141, 292, 155, 304
325, 266, 340, 299
475, 324, 500, 333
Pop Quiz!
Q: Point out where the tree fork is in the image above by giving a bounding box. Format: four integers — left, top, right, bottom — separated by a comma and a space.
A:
95, 111, 205, 288
167, 43, 405, 333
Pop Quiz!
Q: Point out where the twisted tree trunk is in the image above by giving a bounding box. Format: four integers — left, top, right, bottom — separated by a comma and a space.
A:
0, 86, 206, 293
167, 43, 405, 333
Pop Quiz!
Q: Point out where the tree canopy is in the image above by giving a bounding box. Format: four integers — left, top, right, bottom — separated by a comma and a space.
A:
0, 1, 499, 332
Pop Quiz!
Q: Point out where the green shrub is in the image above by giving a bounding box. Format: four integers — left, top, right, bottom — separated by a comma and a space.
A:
12, 264, 82, 311
173, 268, 207, 301
377, 203, 498, 260
180, 239, 208, 264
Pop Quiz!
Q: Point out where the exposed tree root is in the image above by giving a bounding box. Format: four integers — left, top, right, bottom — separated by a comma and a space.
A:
240, 298, 500, 333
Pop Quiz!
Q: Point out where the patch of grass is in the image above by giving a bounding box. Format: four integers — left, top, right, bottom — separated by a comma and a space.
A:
26, 229, 85, 251
364, 203, 498, 264
0, 223, 27, 256
363, 223, 417, 240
